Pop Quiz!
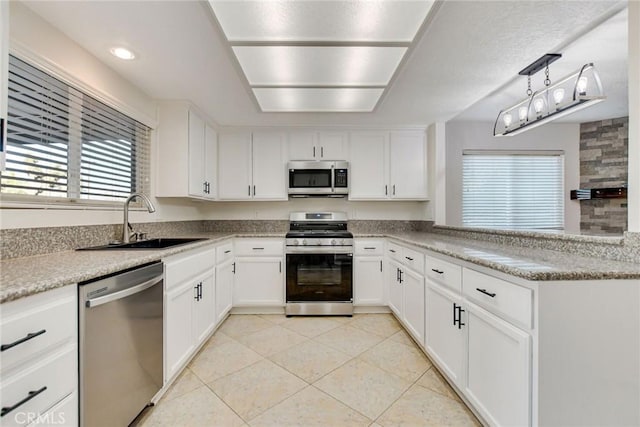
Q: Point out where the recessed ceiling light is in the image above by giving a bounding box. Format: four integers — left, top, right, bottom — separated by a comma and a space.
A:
109, 47, 136, 60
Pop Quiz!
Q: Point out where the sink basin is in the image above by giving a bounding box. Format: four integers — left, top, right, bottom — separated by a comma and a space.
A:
77, 237, 207, 251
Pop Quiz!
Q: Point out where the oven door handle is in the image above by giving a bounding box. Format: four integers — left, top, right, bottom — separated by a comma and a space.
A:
286, 247, 354, 254
330, 164, 335, 193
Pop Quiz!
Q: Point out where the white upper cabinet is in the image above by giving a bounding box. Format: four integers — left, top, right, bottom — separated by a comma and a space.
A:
389, 131, 428, 199
0, 0, 7, 170
288, 131, 347, 160
218, 131, 287, 200
156, 102, 217, 200
349, 132, 389, 199
252, 132, 287, 199
349, 130, 427, 200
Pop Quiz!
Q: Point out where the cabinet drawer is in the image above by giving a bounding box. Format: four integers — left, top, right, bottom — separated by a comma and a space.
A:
234, 239, 283, 256
355, 239, 384, 256
463, 268, 532, 329
1, 286, 76, 374
386, 241, 403, 261
425, 254, 462, 293
30, 391, 77, 427
216, 241, 234, 264
1, 346, 77, 427
165, 246, 215, 291
401, 247, 424, 274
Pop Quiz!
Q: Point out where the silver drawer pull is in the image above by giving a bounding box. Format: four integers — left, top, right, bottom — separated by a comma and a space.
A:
431, 269, 444, 274
1, 386, 47, 417
476, 288, 497, 298
1, 329, 46, 352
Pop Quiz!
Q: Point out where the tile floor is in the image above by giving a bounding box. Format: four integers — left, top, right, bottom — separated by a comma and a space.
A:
139, 314, 481, 427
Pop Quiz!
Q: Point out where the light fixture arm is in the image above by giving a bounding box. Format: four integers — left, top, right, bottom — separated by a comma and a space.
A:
572, 63, 602, 101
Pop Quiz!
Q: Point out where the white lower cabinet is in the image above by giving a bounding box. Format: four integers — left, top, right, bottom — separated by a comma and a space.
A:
0, 285, 78, 426
401, 268, 425, 346
465, 301, 531, 427
425, 281, 465, 386
233, 257, 284, 306
233, 238, 284, 307
164, 246, 216, 382
215, 258, 234, 324
354, 239, 385, 306
386, 259, 403, 317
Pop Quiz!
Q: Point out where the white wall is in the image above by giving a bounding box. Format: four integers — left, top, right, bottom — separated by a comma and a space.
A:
445, 121, 581, 233
0, 2, 205, 230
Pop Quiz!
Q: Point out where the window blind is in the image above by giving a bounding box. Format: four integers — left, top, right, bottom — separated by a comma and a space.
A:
1, 55, 150, 202
462, 152, 564, 230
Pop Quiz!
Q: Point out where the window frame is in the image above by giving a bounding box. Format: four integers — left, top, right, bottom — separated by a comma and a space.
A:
461, 149, 565, 231
0, 52, 153, 209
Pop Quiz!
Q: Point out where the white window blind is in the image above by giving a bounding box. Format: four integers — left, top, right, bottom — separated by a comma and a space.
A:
462, 151, 564, 230
0, 55, 150, 203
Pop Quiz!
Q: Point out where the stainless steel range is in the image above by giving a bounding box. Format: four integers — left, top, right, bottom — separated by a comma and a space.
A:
285, 212, 353, 316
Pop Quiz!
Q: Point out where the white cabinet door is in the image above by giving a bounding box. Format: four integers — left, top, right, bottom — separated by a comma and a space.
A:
204, 124, 217, 199
188, 111, 206, 197
349, 132, 388, 200
165, 282, 195, 381
425, 282, 465, 386
318, 131, 347, 160
215, 259, 234, 324
387, 260, 403, 317
354, 256, 385, 305
0, 0, 7, 171
389, 131, 427, 199
234, 257, 284, 306
252, 132, 287, 200
288, 131, 317, 160
402, 268, 425, 346
193, 273, 215, 344
218, 132, 252, 200
465, 302, 531, 427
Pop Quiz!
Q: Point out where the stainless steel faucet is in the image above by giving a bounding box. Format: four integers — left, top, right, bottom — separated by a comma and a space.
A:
122, 193, 156, 243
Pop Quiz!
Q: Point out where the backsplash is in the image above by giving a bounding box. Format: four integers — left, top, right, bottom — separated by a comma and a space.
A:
579, 116, 628, 235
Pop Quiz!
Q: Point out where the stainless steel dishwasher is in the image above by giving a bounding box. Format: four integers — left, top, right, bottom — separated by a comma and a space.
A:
79, 261, 163, 427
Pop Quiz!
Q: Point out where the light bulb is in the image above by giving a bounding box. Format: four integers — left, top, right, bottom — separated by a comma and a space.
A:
576, 76, 588, 95
518, 107, 528, 121
503, 113, 513, 127
109, 47, 136, 60
553, 88, 565, 105
533, 98, 545, 114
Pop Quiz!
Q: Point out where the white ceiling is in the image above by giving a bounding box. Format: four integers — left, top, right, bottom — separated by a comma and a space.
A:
19, 0, 628, 127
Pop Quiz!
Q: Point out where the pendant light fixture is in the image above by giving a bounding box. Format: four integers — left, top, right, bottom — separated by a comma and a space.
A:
494, 53, 606, 137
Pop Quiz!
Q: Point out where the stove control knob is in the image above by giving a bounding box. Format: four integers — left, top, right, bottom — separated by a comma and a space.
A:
331, 239, 337, 245
340, 239, 346, 245
302, 239, 307, 245
292, 240, 299, 245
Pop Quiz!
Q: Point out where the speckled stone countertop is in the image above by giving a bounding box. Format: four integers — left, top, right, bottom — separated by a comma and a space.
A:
355, 232, 640, 282
3, 231, 640, 304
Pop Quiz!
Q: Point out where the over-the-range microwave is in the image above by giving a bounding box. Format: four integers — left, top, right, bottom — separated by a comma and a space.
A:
288, 161, 348, 197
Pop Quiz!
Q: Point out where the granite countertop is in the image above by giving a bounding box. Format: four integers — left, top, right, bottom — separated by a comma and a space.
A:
2, 230, 640, 304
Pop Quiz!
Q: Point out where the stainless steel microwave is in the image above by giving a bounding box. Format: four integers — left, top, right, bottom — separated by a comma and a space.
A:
288, 161, 348, 196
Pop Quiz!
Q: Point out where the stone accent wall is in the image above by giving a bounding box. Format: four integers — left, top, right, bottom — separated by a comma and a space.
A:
579, 117, 628, 235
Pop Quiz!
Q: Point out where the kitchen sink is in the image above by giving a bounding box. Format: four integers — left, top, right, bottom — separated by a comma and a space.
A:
76, 237, 207, 251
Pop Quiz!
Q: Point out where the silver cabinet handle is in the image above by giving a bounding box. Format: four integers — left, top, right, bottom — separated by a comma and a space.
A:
321, 146, 324, 157
248, 185, 251, 196
253, 185, 256, 196
393, 184, 396, 195
364, 247, 376, 250
313, 146, 316, 157
224, 250, 231, 254
86, 276, 162, 308
385, 185, 388, 195
252, 247, 265, 250
432, 268, 444, 274
380, 260, 383, 272
476, 288, 497, 298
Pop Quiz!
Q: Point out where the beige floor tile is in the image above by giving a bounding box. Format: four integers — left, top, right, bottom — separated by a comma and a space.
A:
269, 339, 352, 382
314, 358, 411, 420
360, 338, 431, 382
162, 368, 204, 402
315, 325, 385, 357
189, 340, 263, 383
140, 386, 244, 427
281, 316, 343, 338
236, 325, 308, 357
416, 367, 460, 402
249, 386, 372, 427
369, 423, 384, 427
202, 330, 235, 349
219, 315, 273, 338
208, 359, 307, 421
388, 328, 417, 347
258, 314, 288, 324
349, 314, 402, 338
377, 384, 481, 427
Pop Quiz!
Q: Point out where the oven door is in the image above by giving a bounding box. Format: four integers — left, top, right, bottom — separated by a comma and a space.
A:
286, 252, 353, 302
